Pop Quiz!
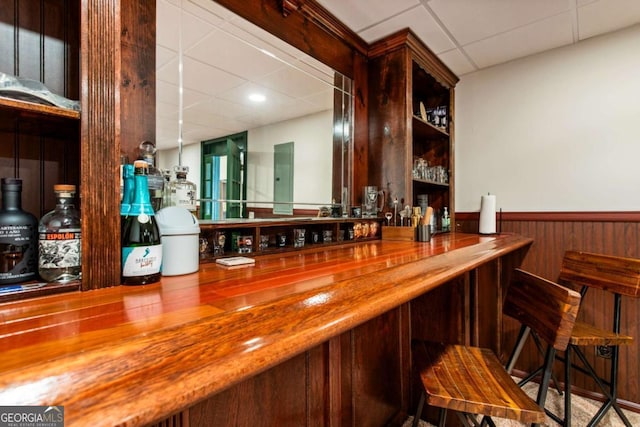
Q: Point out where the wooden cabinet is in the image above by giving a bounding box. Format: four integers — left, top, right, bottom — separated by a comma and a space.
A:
0, 0, 155, 296
368, 29, 458, 230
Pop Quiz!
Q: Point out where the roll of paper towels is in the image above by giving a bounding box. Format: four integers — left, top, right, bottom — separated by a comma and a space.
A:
479, 194, 497, 234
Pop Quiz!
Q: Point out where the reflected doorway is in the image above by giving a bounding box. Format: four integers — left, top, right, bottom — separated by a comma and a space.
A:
201, 132, 247, 220
273, 142, 294, 215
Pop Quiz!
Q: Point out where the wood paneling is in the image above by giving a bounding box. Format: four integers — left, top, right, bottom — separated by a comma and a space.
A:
0, 0, 80, 218
457, 212, 640, 410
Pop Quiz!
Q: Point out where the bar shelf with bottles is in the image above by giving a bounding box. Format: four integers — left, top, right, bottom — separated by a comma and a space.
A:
198, 217, 383, 262
0, 181, 82, 304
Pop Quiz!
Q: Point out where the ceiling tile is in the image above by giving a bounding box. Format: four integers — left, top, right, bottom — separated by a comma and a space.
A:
157, 0, 215, 52
578, 0, 640, 40
429, 0, 570, 46
437, 49, 477, 76
216, 82, 297, 110
156, 45, 175, 69
316, 0, 419, 32
181, 56, 246, 95
256, 66, 333, 100
359, 5, 455, 53
186, 29, 285, 81
463, 12, 574, 69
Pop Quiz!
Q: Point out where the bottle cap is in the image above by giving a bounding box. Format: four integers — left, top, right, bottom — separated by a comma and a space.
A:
54, 184, 76, 192
134, 160, 149, 169
1, 178, 22, 190
174, 165, 189, 174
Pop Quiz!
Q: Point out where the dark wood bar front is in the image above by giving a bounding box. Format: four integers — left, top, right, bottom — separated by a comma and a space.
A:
0, 233, 532, 426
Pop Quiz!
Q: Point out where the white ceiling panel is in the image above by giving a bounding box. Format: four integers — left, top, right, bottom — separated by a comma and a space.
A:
359, 5, 455, 53
256, 65, 332, 100
578, 0, 640, 40
428, 0, 570, 46
181, 56, 245, 95
462, 13, 575, 69
186, 30, 286, 81
437, 49, 477, 76
315, 0, 419, 32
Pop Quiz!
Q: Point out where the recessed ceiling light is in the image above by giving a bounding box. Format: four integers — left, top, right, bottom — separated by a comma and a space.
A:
249, 93, 266, 102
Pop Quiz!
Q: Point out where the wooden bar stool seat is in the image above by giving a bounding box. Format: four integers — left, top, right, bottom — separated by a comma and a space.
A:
412, 269, 581, 427
412, 342, 546, 426
569, 321, 633, 347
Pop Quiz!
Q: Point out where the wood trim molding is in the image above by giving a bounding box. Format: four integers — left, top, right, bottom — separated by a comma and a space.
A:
456, 211, 640, 222
367, 28, 459, 88
214, 0, 367, 77
280, 0, 299, 17
294, 0, 368, 56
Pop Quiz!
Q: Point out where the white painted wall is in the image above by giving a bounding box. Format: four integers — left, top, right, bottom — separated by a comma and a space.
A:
158, 110, 332, 210
455, 24, 640, 213
247, 110, 333, 209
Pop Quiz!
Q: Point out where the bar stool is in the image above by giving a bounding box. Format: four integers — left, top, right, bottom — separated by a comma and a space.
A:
557, 251, 640, 427
412, 269, 581, 427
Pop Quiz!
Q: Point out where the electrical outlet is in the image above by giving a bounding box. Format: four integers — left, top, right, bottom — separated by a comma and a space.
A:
596, 345, 613, 359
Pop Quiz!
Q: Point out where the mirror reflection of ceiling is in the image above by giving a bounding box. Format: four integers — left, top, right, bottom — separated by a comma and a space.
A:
156, 0, 338, 150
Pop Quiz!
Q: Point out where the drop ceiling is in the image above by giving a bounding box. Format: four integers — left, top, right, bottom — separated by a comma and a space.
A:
156, 0, 640, 150
317, 0, 640, 75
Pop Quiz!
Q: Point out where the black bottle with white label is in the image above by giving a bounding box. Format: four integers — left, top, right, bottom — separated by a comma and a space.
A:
0, 178, 38, 284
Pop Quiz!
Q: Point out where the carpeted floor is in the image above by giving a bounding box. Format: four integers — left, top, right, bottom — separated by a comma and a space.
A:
403, 381, 640, 426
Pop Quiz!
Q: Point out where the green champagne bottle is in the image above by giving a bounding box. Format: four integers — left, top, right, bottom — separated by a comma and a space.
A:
121, 160, 163, 285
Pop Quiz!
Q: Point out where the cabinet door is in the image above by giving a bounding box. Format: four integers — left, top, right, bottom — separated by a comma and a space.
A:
273, 142, 294, 215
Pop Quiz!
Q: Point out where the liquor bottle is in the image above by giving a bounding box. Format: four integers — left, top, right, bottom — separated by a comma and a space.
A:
442, 207, 450, 232
168, 165, 197, 212
38, 185, 82, 283
138, 140, 164, 212
121, 160, 163, 285
0, 178, 38, 284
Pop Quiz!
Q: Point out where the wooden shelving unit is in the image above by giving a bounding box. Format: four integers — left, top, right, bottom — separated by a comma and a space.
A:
199, 218, 382, 262
368, 29, 458, 228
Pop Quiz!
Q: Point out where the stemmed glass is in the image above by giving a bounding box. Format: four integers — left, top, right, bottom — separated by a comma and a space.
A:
385, 212, 393, 226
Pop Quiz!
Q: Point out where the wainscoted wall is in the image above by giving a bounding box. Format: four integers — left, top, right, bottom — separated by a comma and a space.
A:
457, 211, 640, 410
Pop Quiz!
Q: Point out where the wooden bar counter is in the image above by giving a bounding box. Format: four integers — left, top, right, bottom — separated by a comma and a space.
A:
0, 232, 532, 427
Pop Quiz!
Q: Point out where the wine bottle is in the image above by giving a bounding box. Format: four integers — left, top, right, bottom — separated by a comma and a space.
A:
121, 160, 163, 285
0, 178, 38, 284
38, 184, 82, 283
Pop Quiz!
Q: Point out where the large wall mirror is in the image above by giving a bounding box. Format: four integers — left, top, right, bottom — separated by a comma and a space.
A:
156, 0, 353, 220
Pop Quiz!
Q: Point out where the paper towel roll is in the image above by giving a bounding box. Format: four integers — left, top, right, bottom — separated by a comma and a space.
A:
479, 194, 497, 234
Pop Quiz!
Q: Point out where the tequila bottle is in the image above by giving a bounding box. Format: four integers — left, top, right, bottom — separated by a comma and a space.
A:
38, 185, 82, 283
168, 165, 197, 212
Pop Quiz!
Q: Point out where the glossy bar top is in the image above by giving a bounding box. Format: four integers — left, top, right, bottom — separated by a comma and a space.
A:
0, 232, 532, 426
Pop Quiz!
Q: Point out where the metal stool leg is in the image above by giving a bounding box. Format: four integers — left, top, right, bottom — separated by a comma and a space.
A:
564, 345, 572, 427
412, 391, 425, 427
